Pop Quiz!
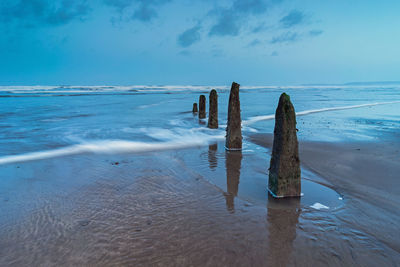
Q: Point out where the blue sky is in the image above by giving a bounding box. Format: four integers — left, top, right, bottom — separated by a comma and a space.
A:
0, 0, 399, 85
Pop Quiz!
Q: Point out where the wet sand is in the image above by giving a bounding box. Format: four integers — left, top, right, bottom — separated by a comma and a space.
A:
250, 133, 400, 260
0, 137, 399, 266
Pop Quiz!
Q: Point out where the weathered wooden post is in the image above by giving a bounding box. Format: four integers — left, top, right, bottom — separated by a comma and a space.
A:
199, 95, 206, 119
225, 82, 242, 150
208, 89, 218, 129
192, 103, 198, 113
268, 93, 301, 198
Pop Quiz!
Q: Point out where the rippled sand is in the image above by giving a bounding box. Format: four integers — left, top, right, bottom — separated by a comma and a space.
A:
0, 139, 399, 266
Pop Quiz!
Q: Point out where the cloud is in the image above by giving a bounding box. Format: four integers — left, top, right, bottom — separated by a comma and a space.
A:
309, 29, 323, 37
271, 51, 278, 56
211, 48, 224, 57
132, 4, 157, 22
280, 10, 305, 28
231, 0, 268, 15
103, 0, 171, 22
178, 50, 191, 56
270, 29, 322, 45
209, 11, 240, 37
247, 39, 262, 47
103, 0, 132, 11
252, 22, 269, 33
209, 0, 281, 37
177, 25, 201, 47
270, 32, 299, 44
0, 0, 90, 27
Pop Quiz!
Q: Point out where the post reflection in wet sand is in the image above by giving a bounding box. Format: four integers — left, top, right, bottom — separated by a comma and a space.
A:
207, 143, 218, 170
224, 150, 242, 212
266, 195, 301, 266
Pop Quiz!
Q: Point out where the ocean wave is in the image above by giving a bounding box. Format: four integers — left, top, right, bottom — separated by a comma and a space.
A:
2, 84, 398, 95
243, 101, 400, 125
0, 128, 225, 165
0, 85, 228, 94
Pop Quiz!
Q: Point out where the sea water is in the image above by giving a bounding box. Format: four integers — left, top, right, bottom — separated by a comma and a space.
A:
1, 84, 399, 159
0, 85, 400, 209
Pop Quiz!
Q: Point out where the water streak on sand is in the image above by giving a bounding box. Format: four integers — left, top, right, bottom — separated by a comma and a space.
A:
243, 101, 400, 125
0, 136, 225, 165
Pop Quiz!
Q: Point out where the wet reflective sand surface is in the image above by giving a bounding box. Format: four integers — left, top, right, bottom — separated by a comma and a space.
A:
1, 138, 399, 266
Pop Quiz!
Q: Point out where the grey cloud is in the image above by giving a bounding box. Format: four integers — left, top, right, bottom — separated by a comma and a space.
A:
178, 25, 201, 47
132, 4, 157, 22
104, 0, 171, 22
209, 11, 240, 36
309, 29, 323, 37
178, 50, 191, 56
270, 32, 299, 44
103, 0, 132, 11
0, 0, 90, 27
247, 39, 262, 47
211, 48, 224, 57
209, 0, 282, 37
252, 22, 268, 33
280, 10, 304, 28
232, 0, 268, 15
270, 29, 322, 45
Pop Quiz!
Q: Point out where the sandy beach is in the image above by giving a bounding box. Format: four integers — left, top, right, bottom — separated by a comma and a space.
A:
0, 132, 399, 266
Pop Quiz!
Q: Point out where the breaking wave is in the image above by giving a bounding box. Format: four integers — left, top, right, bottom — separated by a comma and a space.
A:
3, 84, 398, 95
243, 101, 400, 125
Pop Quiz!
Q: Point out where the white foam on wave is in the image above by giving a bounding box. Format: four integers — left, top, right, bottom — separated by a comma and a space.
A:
1, 84, 400, 94
137, 103, 162, 109
243, 115, 275, 126
145, 127, 226, 143
0, 83, 399, 93
0, 128, 225, 165
243, 101, 400, 126
242, 126, 259, 133
41, 118, 68, 122
0, 85, 228, 94
169, 119, 187, 127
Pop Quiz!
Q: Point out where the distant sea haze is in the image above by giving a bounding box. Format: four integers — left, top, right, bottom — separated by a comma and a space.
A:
1, 81, 400, 94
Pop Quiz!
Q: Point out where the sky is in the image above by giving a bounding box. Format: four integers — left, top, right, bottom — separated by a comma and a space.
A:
0, 0, 399, 85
